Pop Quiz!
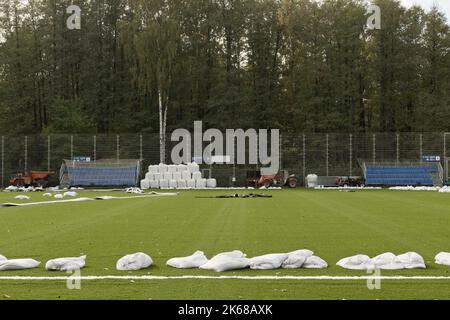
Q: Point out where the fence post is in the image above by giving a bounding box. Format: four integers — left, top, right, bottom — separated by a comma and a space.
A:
419, 133, 423, 162
1, 136, 4, 188
93, 135, 97, 162
70, 135, 74, 160
349, 134, 353, 177
302, 134, 306, 186
140, 135, 143, 160
396, 133, 400, 164
117, 135, 120, 163
372, 134, 376, 165
47, 135, 51, 172
24, 136, 28, 171
325, 134, 329, 176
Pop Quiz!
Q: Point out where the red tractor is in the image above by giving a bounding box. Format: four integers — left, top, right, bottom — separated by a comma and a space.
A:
247, 170, 298, 188
9, 171, 53, 187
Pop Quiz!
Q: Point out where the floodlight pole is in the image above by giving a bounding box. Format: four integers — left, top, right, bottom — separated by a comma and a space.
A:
139, 135, 143, 161
93, 135, 97, 162
302, 134, 306, 186
47, 135, 51, 172
70, 136, 74, 160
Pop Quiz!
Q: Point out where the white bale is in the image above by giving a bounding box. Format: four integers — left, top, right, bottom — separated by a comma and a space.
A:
43, 193, 52, 197
192, 171, 202, 181
206, 178, 217, 188
188, 162, 200, 173
172, 172, 182, 180
196, 178, 207, 189
148, 165, 159, 174
116, 253, 153, 271
159, 179, 169, 189
54, 194, 64, 199
187, 179, 196, 188
177, 180, 187, 188
140, 179, 150, 190
0, 258, 40, 271
169, 180, 178, 189
306, 174, 319, 188
249, 253, 288, 270
150, 180, 160, 189
153, 173, 161, 181
158, 163, 168, 174
177, 164, 188, 173
163, 172, 173, 181
168, 165, 178, 174
64, 191, 78, 197
46, 256, 86, 271
435, 252, 450, 266
182, 171, 191, 180
145, 172, 154, 181
167, 251, 209, 269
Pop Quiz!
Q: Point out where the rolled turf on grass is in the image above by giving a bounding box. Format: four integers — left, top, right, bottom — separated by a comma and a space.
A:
0, 189, 449, 300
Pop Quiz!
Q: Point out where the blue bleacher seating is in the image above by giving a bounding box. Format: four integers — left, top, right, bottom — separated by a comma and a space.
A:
365, 165, 436, 186
67, 166, 138, 187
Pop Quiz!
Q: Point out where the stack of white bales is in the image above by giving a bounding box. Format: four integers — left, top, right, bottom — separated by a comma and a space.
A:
140, 163, 217, 189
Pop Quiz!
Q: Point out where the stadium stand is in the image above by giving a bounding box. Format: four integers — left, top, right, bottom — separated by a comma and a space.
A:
59, 159, 141, 187
363, 162, 443, 186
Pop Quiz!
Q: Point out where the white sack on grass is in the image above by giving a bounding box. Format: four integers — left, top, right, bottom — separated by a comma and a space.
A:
15, 195, 30, 200
196, 178, 207, 189
396, 252, 426, 269
116, 252, 153, 271
336, 255, 373, 270
372, 252, 404, 270
200, 250, 250, 272
249, 253, 288, 270
159, 180, 169, 189
54, 194, 64, 199
140, 179, 150, 190
169, 180, 178, 189
167, 251, 209, 269
5, 186, 18, 192
282, 249, 314, 269
302, 256, 328, 269
435, 252, 450, 266
150, 180, 160, 189
43, 193, 52, 197
182, 171, 191, 180
206, 179, 217, 188
0, 258, 40, 271
187, 179, 196, 188
46, 256, 86, 271
0, 255, 7, 262
64, 191, 78, 197
192, 172, 202, 181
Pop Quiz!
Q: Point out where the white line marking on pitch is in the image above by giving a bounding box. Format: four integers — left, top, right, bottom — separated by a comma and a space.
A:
1, 275, 450, 281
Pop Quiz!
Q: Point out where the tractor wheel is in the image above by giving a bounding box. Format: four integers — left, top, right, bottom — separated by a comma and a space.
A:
35, 179, 48, 188
287, 178, 298, 188
14, 179, 25, 187
263, 180, 273, 188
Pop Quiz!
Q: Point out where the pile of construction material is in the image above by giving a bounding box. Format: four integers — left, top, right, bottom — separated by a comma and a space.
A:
140, 163, 217, 190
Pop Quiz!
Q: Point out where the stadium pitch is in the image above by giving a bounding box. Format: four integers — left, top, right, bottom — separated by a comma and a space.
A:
0, 189, 449, 300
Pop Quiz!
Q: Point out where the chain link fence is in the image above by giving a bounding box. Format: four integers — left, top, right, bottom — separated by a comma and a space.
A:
1, 133, 449, 187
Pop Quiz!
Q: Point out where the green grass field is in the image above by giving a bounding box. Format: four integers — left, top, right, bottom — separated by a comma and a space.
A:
0, 189, 449, 300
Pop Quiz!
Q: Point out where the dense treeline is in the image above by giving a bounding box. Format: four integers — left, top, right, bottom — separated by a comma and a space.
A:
0, 0, 449, 135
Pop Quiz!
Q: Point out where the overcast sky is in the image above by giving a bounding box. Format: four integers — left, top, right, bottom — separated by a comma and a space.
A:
400, 0, 450, 20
